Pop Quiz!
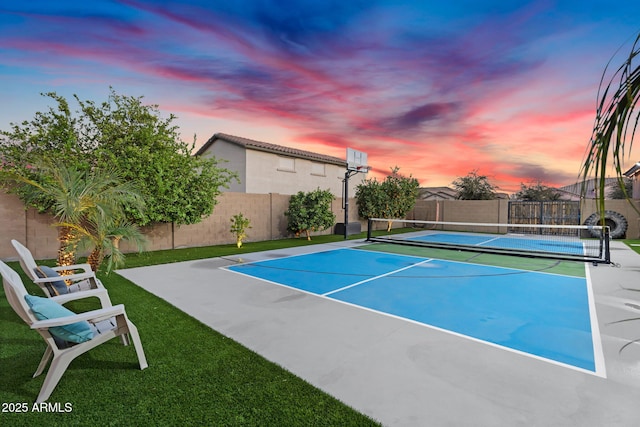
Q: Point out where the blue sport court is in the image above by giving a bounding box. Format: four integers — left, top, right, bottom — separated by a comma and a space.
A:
227, 247, 603, 374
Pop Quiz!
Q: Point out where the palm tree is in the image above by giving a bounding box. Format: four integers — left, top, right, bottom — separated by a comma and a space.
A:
582, 32, 640, 215
2, 160, 145, 269
62, 216, 147, 273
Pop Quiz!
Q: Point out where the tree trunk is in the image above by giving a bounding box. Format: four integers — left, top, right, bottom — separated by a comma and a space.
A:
87, 247, 104, 272
57, 226, 77, 275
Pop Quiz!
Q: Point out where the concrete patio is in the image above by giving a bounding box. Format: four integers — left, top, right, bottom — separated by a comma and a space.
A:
118, 239, 640, 426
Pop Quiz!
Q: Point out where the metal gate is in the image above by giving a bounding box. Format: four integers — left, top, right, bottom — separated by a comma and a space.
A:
508, 201, 581, 226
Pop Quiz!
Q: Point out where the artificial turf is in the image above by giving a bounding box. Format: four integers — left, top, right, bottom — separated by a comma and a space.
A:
0, 234, 382, 426
624, 239, 640, 255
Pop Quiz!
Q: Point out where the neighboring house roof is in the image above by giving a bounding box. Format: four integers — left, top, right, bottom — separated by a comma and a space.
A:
418, 187, 510, 200
418, 187, 458, 200
624, 162, 640, 177
196, 133, 346, 167
557, 178, 620, 199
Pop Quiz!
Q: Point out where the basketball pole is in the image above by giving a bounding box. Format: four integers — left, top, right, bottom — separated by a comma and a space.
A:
343, 167, 360, 239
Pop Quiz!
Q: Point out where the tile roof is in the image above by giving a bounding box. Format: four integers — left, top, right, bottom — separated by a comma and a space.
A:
418, 187, 458, 199
557, 178, 619, 197
624, 162, 640, 177
196, 133, 346, 166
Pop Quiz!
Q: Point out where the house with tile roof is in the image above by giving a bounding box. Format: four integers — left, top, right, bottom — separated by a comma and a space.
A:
624, 162, 640, 199
417, 187, 458, 200
195, 133, 366, 196
557, 177, 624, 200
418, 186, 510, 200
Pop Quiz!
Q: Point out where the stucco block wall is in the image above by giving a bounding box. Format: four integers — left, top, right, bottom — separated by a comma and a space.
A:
0, 192, 28, 260
408, 200, 510, 233
3, 188, 639, 261
581, 199, 640, 239
24, 208, 59, 260
173, 193, 274, 248
410, 199, 640, 237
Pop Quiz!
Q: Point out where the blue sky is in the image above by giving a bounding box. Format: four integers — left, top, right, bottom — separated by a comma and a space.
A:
1, 0, 639, 192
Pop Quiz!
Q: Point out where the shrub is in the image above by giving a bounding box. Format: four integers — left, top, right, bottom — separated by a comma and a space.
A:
230, 213, 251, 248
285, 189, 335, 240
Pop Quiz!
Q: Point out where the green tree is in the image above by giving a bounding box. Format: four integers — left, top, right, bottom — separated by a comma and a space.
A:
0, 89, 236, 226
452, 170, 497, 200
0, 93, 93, 212
284, 188, 335, 240
514, 181, 561, 201
582, 32, 640, 215
355, 167, 420, 231
79, 90, 237, 225
609, 178, 633, 199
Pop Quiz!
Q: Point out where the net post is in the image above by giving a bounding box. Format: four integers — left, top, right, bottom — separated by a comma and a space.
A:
603, 226, 611, 264
367, 218, 373, 241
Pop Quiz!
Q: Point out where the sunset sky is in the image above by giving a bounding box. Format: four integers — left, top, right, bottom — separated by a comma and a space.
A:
1, 1, 639, 193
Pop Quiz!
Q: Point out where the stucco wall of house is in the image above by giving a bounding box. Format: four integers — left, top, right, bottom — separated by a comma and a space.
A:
199, 138, 365, 197
200, 139, 247, 193
632, 174, 640, 199
244, 149, 364, 196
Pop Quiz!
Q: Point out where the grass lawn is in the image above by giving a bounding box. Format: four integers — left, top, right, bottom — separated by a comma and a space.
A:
1, 232, 383, 426
624, 239, 640, 255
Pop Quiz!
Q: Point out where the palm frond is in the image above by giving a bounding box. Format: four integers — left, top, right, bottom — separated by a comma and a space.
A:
582, 32, 640, 217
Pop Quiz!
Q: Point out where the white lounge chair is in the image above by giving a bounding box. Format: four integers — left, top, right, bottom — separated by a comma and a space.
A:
0, 260, 148, 403
11, 239, 112, 308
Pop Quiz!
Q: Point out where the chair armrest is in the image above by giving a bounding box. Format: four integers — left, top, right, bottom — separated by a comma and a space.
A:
51, 264, 93, 274
33, 271, 96, 284
31, 305, 126, 329
50, 288, 110, 305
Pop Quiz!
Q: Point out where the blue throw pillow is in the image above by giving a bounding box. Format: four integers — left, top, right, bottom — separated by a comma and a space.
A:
34, 265, 68, 296
24, 295, 94, 343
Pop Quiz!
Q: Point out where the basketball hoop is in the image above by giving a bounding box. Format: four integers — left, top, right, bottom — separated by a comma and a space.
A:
346, 148, 368, 172
356, 165, 371, 173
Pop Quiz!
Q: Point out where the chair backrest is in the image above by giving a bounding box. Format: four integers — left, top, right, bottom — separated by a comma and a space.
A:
11, 239, 39, 282
0, 260, 35, 325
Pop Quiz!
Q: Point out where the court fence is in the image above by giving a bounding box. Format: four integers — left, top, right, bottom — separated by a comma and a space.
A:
0, 190, 638, 260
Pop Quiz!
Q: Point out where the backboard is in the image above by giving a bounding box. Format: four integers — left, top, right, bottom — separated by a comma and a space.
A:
346, 148, 369, 172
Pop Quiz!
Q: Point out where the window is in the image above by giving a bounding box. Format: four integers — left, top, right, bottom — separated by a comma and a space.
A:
277, 156, 295, 172
311, 162, 325, 176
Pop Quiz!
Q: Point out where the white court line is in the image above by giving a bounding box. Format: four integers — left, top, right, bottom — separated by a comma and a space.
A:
585, 264, 607, 378
476, 236, 501, 246
322, 258, 434, 297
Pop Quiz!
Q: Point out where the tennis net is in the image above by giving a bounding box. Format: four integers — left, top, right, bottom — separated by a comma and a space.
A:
366, 218, 611, 263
